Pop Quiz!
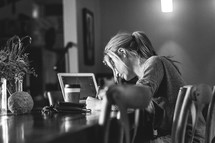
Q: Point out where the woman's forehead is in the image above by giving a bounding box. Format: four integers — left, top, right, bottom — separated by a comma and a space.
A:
103, 51, 120, 69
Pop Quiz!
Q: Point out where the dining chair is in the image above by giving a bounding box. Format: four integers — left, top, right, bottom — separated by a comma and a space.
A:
99, 86, 193, 143
98, 89, 154, 143
205, 86, 215, 143
99, 84, 214, 143
171, 84, 213, 143
99, 95, 131, 143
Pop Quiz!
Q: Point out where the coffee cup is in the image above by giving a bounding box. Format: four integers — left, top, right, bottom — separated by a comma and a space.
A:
64, 84, 81, 103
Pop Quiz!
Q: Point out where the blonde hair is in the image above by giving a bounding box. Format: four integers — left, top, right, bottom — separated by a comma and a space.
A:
103, 31, 181, 76
104, 31, 156, 59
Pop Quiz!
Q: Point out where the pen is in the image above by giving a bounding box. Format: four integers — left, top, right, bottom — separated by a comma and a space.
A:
96, 86, 101, 99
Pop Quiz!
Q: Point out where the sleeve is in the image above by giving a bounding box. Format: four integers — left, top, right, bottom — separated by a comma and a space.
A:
136, 57, 168, 133
136, 56, 164, 96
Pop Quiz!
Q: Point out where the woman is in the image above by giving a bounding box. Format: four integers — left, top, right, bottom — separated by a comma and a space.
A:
86, 31, 204, 142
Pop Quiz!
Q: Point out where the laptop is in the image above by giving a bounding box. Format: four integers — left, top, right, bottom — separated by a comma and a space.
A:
57, 73, 98, 101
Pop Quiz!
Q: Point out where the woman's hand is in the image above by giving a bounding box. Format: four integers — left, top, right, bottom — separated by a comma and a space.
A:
97, 87, 108, 100
86, 96, 103, 111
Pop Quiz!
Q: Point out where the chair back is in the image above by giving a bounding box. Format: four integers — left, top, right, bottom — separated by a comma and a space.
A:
205, 86, 215, 143
172, 84, 213, 143
99, 96, 131, 143
99, 84, 214, 143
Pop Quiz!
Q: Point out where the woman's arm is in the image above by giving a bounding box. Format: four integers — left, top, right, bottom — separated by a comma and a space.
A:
86, 84, 152, 110
106, 84, 152, 109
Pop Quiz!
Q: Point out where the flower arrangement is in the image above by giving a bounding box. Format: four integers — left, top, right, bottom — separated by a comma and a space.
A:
0, 35, 37, 93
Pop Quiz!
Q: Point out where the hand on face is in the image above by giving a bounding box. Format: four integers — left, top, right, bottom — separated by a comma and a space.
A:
104, 50, 135, 81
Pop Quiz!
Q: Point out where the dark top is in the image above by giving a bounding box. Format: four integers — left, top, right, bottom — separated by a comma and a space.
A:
136, 56, 205, 142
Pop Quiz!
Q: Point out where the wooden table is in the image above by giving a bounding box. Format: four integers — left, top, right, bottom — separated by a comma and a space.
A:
0, 109, 102, 143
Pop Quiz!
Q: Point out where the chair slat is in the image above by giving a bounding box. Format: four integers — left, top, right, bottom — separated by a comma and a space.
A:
205, 86, 215, 143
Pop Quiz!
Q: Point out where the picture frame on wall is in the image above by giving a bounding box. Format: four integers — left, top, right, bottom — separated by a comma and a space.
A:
83, 8, 95, 66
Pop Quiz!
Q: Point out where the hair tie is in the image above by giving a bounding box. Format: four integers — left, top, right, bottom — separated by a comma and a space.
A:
131, 33, 136, 40
130, 32, 139, 51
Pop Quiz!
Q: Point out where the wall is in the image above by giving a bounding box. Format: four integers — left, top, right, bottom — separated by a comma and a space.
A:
63, 0, 101, 73
63, 0, 79, 73
63, 0, 215, 84
76, 0, 102, 73
99, 0, 215, 85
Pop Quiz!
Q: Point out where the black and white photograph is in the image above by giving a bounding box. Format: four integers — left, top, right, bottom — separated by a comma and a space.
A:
0, 0, 214, 143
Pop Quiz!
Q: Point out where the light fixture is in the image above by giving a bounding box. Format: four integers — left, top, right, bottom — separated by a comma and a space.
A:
32, 4, 39, 18
161, 0, 173, 13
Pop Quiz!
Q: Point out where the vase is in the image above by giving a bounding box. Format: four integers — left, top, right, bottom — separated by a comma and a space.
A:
0, 78, 7, 115
8, 77, 23, 94
15, 78, 23, 92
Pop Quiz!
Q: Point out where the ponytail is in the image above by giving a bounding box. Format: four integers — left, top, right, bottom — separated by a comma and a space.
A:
131, 31, 156, 58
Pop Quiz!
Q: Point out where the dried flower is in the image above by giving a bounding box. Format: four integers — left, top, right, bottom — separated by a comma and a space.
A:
0, 35, 37, 93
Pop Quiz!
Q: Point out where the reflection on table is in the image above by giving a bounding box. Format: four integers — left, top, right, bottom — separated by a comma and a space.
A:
0, 110, 101, 143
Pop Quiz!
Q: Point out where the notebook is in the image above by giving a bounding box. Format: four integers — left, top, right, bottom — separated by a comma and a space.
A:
57, 73, 98, 101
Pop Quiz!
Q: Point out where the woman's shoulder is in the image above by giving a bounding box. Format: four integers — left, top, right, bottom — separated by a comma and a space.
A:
144, 56, 163, 65
147, 55, 164, 61
144, 56, 175, 70
143, 56, 164, 71
146, 56, 176, 65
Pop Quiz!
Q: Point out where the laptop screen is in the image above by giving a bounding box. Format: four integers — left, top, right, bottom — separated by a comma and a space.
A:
57, 73, 98, 100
